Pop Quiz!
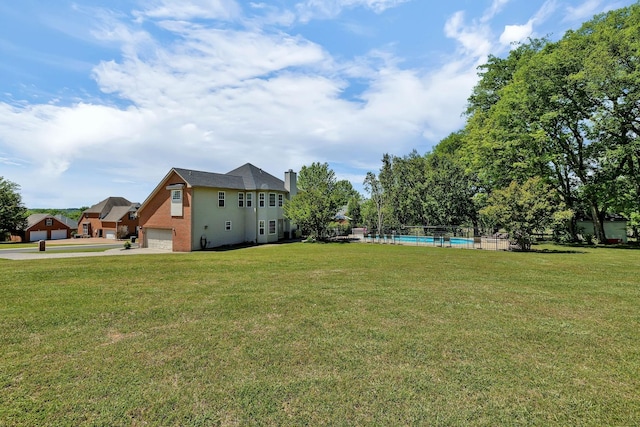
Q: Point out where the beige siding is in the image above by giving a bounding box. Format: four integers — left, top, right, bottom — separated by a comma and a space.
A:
192, 188, 248, 249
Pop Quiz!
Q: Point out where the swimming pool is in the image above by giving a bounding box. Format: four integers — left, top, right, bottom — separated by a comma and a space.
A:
396, 235, 472, 245
365, 234, 474, 246
359, 234, 510, 250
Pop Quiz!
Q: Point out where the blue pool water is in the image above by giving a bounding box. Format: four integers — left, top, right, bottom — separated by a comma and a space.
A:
371, 235, 474, 245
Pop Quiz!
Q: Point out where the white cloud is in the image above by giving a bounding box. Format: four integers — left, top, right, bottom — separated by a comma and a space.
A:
0, 102, 151, 176
137, 0, 242, 20
533, 0, 559, 23
564, 0, 603, 22
295, 0, 408, 22
499, 21, 533, 45
482, 0, 511, 22
444, 11, 493, 61
498, 1, 558, 47
0, 0, 512, 207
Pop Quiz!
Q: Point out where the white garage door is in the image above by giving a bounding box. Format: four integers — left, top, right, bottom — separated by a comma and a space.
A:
146, 228, 173, 251
51, 229, 68, 240
29, 230, 48, 242
105, 231, 116, 240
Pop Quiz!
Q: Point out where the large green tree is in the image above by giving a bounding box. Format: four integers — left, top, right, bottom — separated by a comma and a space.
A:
423, 132, 480, 230
370, 142, 479, 232
464, 4, 640, 243
284, 162, 351, 239
480, 177, 572, 251
0, 177, 28, 239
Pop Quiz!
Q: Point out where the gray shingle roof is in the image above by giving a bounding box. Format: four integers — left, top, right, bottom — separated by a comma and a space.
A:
173, 168, 245, 190
173, 163, 285, 192
54, 215, 77, 229
26, 214, 75, 229
84, 197, 133, 217
226, 163, 286, 191
26, 214, 49, 228
101, 205, 137, 222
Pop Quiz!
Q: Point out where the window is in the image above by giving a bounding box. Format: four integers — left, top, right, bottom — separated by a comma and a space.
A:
268, 220, 276, 235
246, 193, 253, 208
225, 221, 232, 231
278, 194, 283, 207
45, 218, 53, 226
269, 193, 276, 207
238, 193, 244, 208
218, 191, 225, 207
128, 212, 136, 220
259, 193, 265, 208
171, 189, 183, 217
259, 220, 265, 235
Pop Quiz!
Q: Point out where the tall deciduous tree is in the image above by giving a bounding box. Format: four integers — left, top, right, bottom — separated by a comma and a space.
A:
0, 177, 28, 239
284, 162, 350, 239
346, 193, 363, 227
424, 132, 480, 230
479, 177, 572, 251
464, 4, 640, 242
363, 172, 384, 235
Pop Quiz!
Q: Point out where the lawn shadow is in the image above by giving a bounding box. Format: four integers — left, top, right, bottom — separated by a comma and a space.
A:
531, 248, 588, 254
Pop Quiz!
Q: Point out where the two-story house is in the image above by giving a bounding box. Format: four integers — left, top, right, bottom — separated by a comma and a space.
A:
137, 163, 297, 251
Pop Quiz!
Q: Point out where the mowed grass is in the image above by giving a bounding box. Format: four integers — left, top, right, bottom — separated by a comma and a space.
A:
1, 243, 639, 426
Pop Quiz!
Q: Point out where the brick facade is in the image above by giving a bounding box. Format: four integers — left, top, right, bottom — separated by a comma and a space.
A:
78, 197, 139, 239
26, 216, 71, 241
137, 171, 193, 252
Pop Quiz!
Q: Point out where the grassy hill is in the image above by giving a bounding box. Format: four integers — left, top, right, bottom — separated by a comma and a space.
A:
1, 243, 638, 425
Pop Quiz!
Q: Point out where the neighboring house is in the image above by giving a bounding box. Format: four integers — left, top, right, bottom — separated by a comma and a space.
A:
577, 214, 628, 243
137, 163, 297, 252
79, 197, 140, 239
25, 214, 74, 242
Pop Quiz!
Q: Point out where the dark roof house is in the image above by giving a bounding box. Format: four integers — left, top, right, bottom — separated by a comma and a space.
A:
137, 163, 297, 251
79, 197, 140, 239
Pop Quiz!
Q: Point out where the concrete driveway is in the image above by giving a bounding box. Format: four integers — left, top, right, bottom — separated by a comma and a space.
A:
0, 238, 172, 260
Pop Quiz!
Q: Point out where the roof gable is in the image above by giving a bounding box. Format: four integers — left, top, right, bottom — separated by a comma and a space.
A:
27, 214, 49, 228
226, 163, 286, 192
26, 214, 72, 230
84, 197, 133, 218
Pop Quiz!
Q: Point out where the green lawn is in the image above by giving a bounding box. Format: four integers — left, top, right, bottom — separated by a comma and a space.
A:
1, 243, 639, 426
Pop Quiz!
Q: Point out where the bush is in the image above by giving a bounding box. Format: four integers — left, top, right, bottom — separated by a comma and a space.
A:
123, 241, 132, 250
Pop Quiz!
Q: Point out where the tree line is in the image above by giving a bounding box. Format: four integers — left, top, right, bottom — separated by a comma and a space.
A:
355, 4, 640, 249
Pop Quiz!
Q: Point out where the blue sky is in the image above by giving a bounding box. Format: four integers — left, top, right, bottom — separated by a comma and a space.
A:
0, 0, 635, 208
